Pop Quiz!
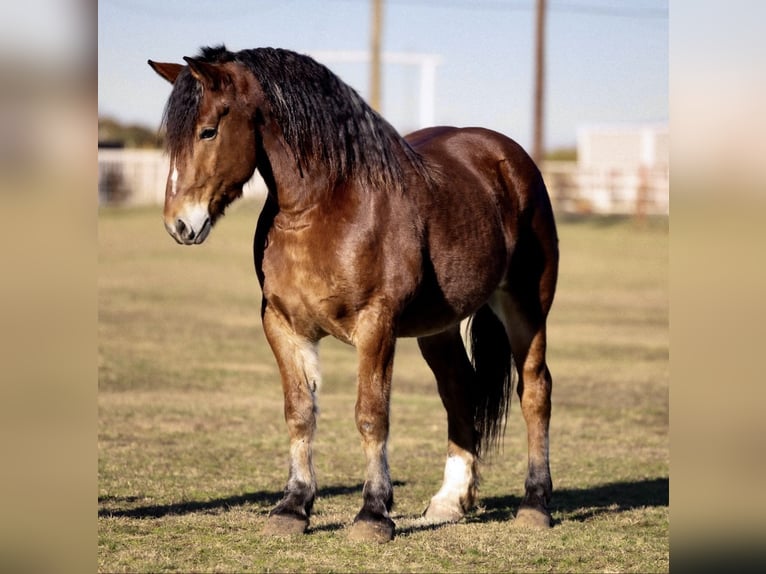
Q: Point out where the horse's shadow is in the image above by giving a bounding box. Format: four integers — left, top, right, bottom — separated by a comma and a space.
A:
98, 490, 282, 519
98, 482, 402, 520
396, 476, 668, 535
470, 476, 669, 524
99, 477, 667, 529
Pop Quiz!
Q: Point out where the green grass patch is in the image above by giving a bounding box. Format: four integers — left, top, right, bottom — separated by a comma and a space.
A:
99, 200, 668, 572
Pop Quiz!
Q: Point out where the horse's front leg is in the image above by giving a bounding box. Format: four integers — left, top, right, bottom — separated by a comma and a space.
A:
261, 304, 320, 536
348, 310, 397, 543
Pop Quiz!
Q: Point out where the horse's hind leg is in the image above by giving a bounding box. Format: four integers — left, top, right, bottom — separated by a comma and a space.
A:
418, 325, 479, 523
261, 304, 320, 536
490, 252, 557, 528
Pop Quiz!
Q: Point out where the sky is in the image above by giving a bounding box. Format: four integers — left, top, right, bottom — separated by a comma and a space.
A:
98, 0, 668, 151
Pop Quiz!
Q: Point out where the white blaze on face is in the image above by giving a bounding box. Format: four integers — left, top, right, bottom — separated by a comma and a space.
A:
170, 161, 179, 197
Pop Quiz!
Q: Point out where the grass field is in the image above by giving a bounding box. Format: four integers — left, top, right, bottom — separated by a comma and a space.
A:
98, 200, 668, 573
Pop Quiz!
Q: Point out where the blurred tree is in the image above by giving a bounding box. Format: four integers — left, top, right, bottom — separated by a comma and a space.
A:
98, 117, 163, 149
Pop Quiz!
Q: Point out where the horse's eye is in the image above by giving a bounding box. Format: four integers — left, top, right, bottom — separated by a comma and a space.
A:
199, 127, 217, 140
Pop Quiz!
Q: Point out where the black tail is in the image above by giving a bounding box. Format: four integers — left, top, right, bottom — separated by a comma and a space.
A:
468, 304, 514, 458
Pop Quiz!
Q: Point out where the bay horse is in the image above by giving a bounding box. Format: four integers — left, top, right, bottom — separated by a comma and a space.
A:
148, 45, 558, 543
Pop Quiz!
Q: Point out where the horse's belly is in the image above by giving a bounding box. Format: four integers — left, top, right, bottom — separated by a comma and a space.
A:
396, 262, 504, 338
397, 305, 465, 338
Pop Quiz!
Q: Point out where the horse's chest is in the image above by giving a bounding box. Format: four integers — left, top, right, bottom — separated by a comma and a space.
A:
260, 234, 359, 341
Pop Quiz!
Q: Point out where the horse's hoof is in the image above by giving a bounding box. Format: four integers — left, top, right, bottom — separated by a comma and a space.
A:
262, 513, 309, 536
423, 499, 464, 524
348, 517, 395, 543
514, 507, 553, 529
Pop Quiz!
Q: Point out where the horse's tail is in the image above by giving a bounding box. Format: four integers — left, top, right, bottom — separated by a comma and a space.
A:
468, 304, 514, 458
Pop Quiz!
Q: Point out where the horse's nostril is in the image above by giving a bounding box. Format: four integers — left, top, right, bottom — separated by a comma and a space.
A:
176, 219, 196, 241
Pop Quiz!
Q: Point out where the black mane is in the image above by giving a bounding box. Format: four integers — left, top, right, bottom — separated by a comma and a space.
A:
162, 45, 429, 192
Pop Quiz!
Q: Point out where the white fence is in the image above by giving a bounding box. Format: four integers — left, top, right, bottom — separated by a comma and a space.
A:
542, 161, 669, 216
98, 150, 668, 216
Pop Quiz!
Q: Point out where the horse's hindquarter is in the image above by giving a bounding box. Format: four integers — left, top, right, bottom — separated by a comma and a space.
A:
397, 127, 541, 336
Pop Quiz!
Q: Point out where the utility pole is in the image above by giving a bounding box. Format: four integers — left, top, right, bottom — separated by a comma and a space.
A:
370, 0, 383, 112
532, 0, 546, 164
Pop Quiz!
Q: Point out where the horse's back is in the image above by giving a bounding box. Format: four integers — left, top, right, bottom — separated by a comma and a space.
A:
407, 125, 523, 156
407, 126, 547, 204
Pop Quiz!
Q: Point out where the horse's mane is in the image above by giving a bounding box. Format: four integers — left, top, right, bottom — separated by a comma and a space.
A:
162, 45, 431, 193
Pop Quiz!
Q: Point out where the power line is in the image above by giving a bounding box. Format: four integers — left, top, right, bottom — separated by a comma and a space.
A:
551, 1, 667, 18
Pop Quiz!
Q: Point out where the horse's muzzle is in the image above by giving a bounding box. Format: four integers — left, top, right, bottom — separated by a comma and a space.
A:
164, 215, 212, 245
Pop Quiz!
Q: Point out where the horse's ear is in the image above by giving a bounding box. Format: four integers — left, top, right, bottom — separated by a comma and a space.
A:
148, 60, 184, 84
183, 57, 231, 91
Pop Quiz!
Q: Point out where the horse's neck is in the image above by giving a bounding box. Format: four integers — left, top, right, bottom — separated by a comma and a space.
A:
256, 121, 329, 215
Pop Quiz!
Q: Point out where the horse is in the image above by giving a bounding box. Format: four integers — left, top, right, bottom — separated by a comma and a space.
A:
148, 45, 559, 543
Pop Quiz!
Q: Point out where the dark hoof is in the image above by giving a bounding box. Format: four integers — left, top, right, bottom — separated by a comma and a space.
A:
262, 513, 309, 536
348, 516, 395, 543
514, 506, 553, 529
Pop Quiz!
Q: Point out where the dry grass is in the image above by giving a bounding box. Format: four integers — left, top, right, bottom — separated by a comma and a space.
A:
98, 201, 668, 572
